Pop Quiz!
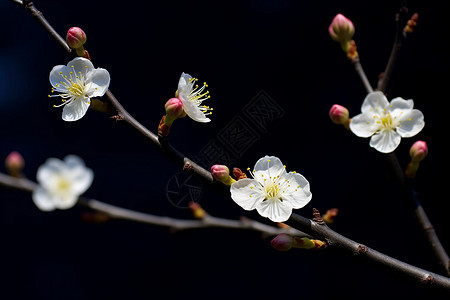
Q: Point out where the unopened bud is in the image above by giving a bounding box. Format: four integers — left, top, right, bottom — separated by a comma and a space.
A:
329, 14, 355, 48
164, 98, 184, 126
211, 165, 236, 186
271, 234, 293, 251
5, 151, 24, 177
189, 202, 207, 219
409, 140, 428, 163
66, 27, 86, 49
322, 208, 339, 224
405, 141, 428, 179
329, 104, 350, 128
403, 13, 418, 35
293, 237, 326, 249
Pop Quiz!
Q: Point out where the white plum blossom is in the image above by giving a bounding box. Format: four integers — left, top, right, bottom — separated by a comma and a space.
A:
350, 91, 425, 153
49, 57, 110, 121
32, 155, 94, 211
230, 156, 312, 222
177, 72, 212, 123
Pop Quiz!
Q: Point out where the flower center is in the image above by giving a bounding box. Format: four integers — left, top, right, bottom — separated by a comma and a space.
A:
188, 78, 213, 116
49, 65, 89, 107
266, 183, 281, 199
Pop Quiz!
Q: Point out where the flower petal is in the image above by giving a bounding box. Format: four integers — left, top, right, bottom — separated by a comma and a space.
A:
52, 193, 78, 210
49, 65, 68, 90
389, 97, 414, 114
349, 113, 380, 137
178, 72, 193, 93
280, 172, 312, 209
253, 156, 286, 183
36, 158, 65, 189
86, 68, 110, 97
230, 178, 265, 210
69, 57, 94, 74
361, 91, 389, 114
396, 109, 425, 138
256, 199, 293, 222
62, 96, 91, 121
369, 129, 401, 153
63, 155, 94, 194
182, 99, 211, 123
32, 187, 56, 211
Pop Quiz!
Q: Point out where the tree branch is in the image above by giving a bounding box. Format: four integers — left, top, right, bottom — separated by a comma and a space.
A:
351, 57, 374, 93
0, 172, 306, 237
285, 213, 450, 290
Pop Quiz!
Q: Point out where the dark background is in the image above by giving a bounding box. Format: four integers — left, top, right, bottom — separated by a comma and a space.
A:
1, 0, 449, 299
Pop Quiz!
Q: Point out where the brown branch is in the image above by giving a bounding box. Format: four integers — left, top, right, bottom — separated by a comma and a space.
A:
286, 212, 450, 290
386, 153, 450, 276
351, 57, 374, 93
0, 172, 305, 237
377, 6, 409, 93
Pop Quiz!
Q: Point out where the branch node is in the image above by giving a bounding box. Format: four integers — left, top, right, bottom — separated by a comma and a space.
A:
312, 208, 325, 224
421, 275, 435, 285
183, 161, 194, 172
357, 245, 368, 254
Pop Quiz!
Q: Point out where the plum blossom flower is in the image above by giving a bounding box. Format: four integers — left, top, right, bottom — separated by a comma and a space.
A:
350, 92, 424, 153
230, 156, 312, 222
49, 57, 110, 121
32, 155, 93, 211
177, 72, 212, 123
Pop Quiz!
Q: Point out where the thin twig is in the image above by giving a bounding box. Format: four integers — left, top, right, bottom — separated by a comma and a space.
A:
351, 57, 374, 93
386, 153, 450, 276
0, 172, 305, 237
377, 6, 408, 93
286, 213, 450, 290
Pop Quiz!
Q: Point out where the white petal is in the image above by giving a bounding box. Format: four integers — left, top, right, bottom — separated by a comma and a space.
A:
350, 113, 380, 137
253, 156, 286, 183
361, 91, 389, 114
49, 65, 68, 89
389, 97, 414, 114
86, 68, 110, 97
32, 187, 56, 211
68, 57, 94, 74
230, 178, 265, 210
62, 96, 91, 121
63, 155, 94, 194
178, 72, 192, 92
53, 193, 78, 210
280, 172, 312, 209
369, 129, 401, 153
396, 109, 425, 138
36, 158, 64, 189
182, 99, 211, 123
255, 199, 293, 222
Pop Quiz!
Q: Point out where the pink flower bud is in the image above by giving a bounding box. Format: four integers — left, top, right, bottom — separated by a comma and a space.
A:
329, 104, 349, 125
409, 140, 428, 162
5, 151, 24, 177
270, 234, 293, 251
328, 14, 355, 43
66, 27, 87, 49
164, 98, 184, 126
211, 164, 230, 181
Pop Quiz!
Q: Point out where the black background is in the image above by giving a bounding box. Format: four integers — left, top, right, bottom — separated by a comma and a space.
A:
1, 0, 449, 299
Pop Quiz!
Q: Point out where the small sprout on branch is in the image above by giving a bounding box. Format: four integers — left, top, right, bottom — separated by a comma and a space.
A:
403, 13, 418, 37
5, 151, 25, 178
189, 201, 207, 219
230, 156, 312, 223
32, 155, 93, 211
349, 91, 424, 153
405, 140, 428, 179
271, 234, 326, 251
322, 208, 339, 224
